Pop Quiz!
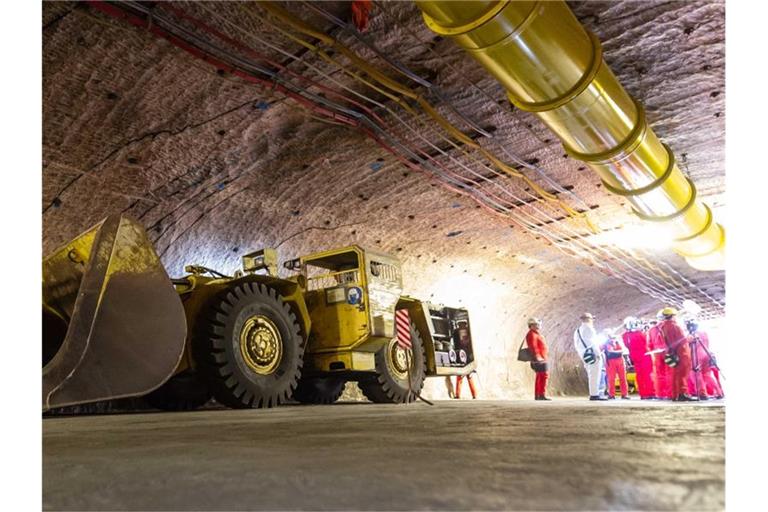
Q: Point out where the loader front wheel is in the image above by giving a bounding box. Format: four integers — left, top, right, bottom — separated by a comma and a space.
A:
194, 282, 304, 409
144, 370, 211, 411
292, 376, 346, 404
358, 320, 426, 403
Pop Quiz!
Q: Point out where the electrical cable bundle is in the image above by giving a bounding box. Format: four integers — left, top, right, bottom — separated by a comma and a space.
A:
78, 1, 724, 320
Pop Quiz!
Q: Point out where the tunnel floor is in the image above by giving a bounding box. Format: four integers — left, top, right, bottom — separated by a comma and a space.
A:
43, 399, 724, 511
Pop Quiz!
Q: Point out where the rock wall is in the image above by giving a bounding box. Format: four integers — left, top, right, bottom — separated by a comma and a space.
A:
42, 1, 724, 401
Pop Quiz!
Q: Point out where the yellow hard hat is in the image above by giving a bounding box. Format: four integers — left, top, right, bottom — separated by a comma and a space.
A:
661, 307, 678, 317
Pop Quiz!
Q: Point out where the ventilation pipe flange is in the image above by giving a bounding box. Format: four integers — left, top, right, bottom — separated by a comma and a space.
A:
631, 177, 698, 222
564, 98, 649, 165
600, 143, 675, 197
420, 0, 510, 36
505, 31, 604, 113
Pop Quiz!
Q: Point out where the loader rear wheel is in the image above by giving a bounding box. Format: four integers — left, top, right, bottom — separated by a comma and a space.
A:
193, 282, 305, 409
144, 370, 211, 411
358, 321, 426, 404
292, 376, 346, 404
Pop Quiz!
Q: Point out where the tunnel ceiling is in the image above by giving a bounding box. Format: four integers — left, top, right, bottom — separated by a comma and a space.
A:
42, 0, 725, 338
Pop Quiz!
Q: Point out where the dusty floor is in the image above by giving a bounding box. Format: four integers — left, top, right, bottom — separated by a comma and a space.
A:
43, 400, 724, 511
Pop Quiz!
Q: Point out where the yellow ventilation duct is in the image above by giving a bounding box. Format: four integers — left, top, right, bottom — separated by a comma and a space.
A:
415, 0, 725, 271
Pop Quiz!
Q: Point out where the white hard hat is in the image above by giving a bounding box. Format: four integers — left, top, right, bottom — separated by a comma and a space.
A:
527, 317, 541, 326
624, 316, 637, 330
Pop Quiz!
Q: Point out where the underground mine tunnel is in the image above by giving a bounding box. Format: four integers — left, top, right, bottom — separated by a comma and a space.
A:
41, 1, 725, 510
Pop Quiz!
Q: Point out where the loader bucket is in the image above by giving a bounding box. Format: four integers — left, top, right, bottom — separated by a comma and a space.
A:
42, 215, 187, 411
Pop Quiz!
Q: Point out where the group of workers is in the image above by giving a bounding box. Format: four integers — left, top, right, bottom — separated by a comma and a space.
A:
525, 308, 723, 401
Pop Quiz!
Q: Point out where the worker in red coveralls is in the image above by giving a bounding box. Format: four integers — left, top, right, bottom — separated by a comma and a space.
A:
697, 328, 724, 399
685, 320, 724, 400
603, 331, 630, 399
525, 317, 550, 401
455, 371, 478, 399
657, 307, 695, 401
648, 315, 672, 399
709, 365, 724, 398
623, 317, 656, 400
709, 370, 724, 397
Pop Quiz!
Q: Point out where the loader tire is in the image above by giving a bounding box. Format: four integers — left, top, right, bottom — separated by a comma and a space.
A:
193, 282, 305, 409
292, 376, 346, 404
144, 370, 211, 411
358, 321, 426, 404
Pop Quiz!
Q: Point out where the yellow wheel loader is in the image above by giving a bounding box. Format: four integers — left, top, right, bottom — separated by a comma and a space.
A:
43, 215, 477, 411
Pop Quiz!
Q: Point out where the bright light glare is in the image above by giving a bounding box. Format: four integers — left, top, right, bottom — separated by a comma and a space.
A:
682, 299, 702, 316
429, 273, 502, 306
514, 254, 540, 266
588, 223, 675, 251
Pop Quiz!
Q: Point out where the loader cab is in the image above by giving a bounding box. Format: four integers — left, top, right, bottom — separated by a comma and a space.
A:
292, 246, 403, 372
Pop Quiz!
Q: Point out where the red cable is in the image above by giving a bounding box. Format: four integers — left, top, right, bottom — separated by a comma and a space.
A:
159, 3, 400, 136
86, 1, 359, 126
351, 0, 373, 32
86, 1, 545, 240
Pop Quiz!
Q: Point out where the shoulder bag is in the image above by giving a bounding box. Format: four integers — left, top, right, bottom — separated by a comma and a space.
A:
517, 338, 534, 362
577, 328, 597, 365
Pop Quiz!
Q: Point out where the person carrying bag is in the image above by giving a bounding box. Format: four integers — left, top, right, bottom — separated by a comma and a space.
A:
657, 307, 694, 401
523, 317, 551, 401
517, 339, 534, 362
573, 313, 607, 401
578, 332, 597, 365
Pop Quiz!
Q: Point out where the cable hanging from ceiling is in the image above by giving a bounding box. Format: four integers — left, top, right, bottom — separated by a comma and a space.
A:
187, 0, 723, 317
369, 0, 723, 310
200, 1, 728, 316
187, 2, 693, 304
241, 2, 723, 316
86, 0, 723, 319
255, 1, 598, 231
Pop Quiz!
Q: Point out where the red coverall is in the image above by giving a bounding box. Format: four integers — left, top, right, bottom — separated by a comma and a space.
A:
623, 330, 655, 398
691, 332, 723, 398
648, 325, 672, 399
526, 328, 549, 398
455, 372, 478, 399
658, 319, 692, 399
605, 339, 628, 398
709, 368, 724, 397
